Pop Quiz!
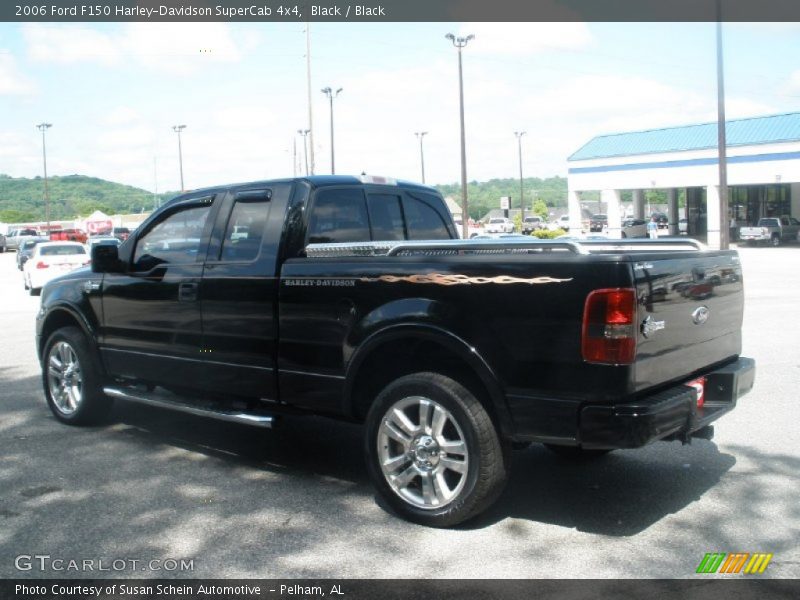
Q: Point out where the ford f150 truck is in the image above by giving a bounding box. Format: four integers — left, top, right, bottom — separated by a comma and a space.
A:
739, 216, 800, 246
35, 175, 755, 527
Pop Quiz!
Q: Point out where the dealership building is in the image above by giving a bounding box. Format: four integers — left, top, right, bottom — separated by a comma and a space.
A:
566, 112, 800, 247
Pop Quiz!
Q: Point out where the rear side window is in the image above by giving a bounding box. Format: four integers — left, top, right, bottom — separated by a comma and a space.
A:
402, 194, 452, 240
308, 188, 370, 244
367, 194, 405, 241
220, 191, 270, 262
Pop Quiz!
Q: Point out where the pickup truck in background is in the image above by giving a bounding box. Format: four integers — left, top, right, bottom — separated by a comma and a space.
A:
35, 175, 755, 527
739, 216, 800, 246
5, 228, 39, 252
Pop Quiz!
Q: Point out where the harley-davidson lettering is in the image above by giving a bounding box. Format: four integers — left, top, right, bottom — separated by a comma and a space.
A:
360, 274, 573, 286
284, 278, 356, 287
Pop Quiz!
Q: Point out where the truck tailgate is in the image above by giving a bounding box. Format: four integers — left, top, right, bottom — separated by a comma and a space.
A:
632, 251, 743, 392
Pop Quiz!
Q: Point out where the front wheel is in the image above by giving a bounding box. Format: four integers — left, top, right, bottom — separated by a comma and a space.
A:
771, 235, 781, 247
365, 372, 508, 527
42, 326, 113, 425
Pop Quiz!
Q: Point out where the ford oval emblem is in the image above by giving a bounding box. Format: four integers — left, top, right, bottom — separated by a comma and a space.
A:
692, 306, 710, 325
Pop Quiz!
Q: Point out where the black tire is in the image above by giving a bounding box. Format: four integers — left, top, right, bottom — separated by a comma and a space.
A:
544, 444, 612, 459
42, 326, 113, 425
771, 235, 780, 247
29, 286, 40, 296
621, 232, 627, 238
364, 372, 508, 527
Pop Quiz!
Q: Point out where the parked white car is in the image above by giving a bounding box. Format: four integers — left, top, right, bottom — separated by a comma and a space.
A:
621, 218, 648, 238
485, 218, 514, 234
23, 242, 90, 296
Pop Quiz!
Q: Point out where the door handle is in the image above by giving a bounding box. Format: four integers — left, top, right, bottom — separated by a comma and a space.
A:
178, 282, 199, 302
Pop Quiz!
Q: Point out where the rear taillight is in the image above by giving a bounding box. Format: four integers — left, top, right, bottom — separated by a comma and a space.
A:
687, 376, 706, 408
582, 288, 637, 365
35, 261, 49, 269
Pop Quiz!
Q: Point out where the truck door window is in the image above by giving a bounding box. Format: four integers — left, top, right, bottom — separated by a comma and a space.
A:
307, 188, 370, 244
220, 192, 270, 262
133, 203, 211, 270
402, 194, 452, 240
366, 194, 405, 241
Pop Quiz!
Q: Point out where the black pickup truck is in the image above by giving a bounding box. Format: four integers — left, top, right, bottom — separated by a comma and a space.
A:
36, 175, 755, 527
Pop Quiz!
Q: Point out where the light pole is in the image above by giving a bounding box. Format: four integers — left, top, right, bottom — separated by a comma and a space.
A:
414, 132, 428, 183
446, 32, 474, 239
321, 86, 342, 174
172, 125, 186, 191
298, 129, 310, 176
36, 123, 52, 231
716, 0, 729, 250
305, 26, 315, 175
514, 131, 526, 219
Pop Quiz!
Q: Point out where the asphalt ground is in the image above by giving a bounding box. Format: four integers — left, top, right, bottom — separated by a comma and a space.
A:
0, 246, 798, 579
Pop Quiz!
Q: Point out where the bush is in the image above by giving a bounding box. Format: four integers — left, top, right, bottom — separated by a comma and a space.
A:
531, 228, 566, 239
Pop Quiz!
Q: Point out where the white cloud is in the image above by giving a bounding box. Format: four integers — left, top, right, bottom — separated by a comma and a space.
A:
458, 22, 592, 56
787, 70, 800, 93
23, 23, 248, 74
0, 52, 34, 95
23, 25, 120, 65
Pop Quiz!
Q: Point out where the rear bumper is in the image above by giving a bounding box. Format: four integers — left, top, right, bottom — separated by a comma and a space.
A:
578, 357, 755, 449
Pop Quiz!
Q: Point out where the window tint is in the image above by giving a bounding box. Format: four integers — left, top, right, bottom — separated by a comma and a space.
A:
367, 194, 405, 241
220, 193, 270, 262
40, 245, 86, 256
308, 188, 370, 244
133, 203, 211, 270
402, 194, 451, 240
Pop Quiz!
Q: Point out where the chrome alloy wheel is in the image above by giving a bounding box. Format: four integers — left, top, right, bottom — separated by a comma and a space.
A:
377, 396, 469, 510
47, 341, 83, 415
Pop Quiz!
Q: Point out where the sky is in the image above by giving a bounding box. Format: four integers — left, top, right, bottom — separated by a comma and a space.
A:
1, 21, 800, 193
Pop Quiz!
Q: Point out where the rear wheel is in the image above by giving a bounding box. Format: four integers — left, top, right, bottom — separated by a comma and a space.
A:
544, 444, 612, 459
771, 235, 781, 247
42, 326, 113, 425
365, 372, 508, 527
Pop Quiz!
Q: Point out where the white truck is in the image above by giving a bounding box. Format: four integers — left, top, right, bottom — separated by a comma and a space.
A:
739, 216, 800, 246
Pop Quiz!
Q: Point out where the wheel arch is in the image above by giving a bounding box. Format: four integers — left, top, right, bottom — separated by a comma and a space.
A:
38, 305, 98, 363
343, 324, 513, 439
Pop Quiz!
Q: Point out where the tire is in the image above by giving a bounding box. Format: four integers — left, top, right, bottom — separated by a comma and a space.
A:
771, 235, 780, 247
42, 326, 113, 425
621, 232, 627, 238
364, 372, 508, 527
544, 444, 612, 459
29, 286, 40, 296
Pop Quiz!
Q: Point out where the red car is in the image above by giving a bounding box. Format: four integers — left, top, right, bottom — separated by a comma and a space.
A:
49, 229, 88, 244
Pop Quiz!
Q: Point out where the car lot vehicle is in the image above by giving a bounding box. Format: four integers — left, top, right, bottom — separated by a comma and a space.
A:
621, 218, 648, 238
651, 212, 669, 229
6, 228, 39, 251
16, 237, 50, 270
50, 228, 89, 244
679, 218, 688, 234
521, 216, 545, 234
112, 227, 131, 241
86, 235, 122, 249
454, 219, 484, 239
0, 231, 6, 253
557, 214, 571, 231
485, 217, 514, 233
589, 214, 607, 232
35, 175, 755, 527
24, 241, 89, 295
738, 216, 800, 246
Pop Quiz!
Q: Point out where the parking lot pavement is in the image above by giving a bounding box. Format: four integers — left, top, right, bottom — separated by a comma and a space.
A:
0, 247, 798, 579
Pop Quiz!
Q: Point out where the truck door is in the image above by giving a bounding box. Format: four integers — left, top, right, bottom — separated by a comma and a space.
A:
198, 185, 290, 400
100, 195, 216, 389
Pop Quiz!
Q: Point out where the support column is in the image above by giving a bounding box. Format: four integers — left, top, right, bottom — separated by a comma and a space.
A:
602, 189, 622, 239
667, 188, 678, 235
707, 185, 721, 249
791, 183, 800, 219
567, 189, 582, 232
632, 189, 645, 219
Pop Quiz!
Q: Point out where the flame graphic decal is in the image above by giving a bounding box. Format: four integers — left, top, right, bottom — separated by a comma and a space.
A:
360, 273, 572, 286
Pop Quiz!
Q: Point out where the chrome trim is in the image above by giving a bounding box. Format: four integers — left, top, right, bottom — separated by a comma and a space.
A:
103, 386, 274, 428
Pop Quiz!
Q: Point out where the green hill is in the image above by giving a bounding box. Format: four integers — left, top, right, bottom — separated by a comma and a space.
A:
0, 173, 570, 224
0, 174, 175, 223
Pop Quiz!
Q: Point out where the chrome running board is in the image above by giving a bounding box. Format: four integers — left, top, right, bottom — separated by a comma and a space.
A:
103, 386, 275, 429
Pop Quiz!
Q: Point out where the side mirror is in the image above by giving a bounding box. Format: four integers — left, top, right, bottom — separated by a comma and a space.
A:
91, 243, 123, 273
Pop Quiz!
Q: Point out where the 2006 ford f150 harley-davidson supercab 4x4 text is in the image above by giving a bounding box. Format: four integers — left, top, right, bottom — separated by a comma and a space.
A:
35, 175, 755, 527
